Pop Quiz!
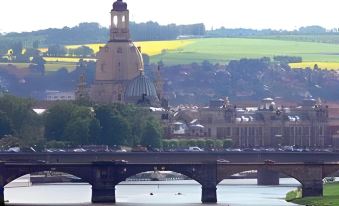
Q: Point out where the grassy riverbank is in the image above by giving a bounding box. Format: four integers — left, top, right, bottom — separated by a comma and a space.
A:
286, 182, 339, 206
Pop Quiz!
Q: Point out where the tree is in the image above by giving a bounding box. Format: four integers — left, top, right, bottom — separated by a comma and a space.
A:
44, 103, 100, 145
109, 115, 131, 146
47, 45, 67, 56
24, 48, 40, 58
142, 54, 150, 65
31, 56, 46, 75
0, 136, 22, 149
140, 120, 162, 148
0, 112, 12, 137
223, 139, 233, 148
44, 103, 74, 141
11, 41, 23, 58
32, 40, 39, 49
71, 46, 94, 57
63, 118, 91, 145
0, 95, 36, 136
0, 95, 43, 145
95, 105, 131, 146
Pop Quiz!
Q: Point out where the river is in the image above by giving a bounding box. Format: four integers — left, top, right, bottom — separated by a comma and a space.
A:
5, 179, 300, 206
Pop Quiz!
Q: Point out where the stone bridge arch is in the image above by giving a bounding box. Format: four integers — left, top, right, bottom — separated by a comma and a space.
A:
217, 164, 302, 184
1, 164, 94, 187
322, 164, 339, 179
0, 163, 94, 204
91, 162, 218, 204
217, 163, 323, 197
117, 164, 206, 185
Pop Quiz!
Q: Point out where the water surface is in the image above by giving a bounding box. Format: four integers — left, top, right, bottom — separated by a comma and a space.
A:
5, 179, 299, 206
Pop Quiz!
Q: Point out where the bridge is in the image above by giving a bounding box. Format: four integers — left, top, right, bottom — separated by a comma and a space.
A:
1, 152, 339, 204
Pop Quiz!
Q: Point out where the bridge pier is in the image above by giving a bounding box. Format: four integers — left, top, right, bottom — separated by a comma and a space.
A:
91, 185, 116, 203
257, 169, 279, 185
201, 185, 217, 203
302, 180, 323, 197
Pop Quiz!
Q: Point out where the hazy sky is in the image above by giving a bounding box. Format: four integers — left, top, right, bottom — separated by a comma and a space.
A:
1, 0, 338, 33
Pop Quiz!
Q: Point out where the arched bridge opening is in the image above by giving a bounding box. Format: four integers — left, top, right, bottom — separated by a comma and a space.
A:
0, 163, 94, 204
116, 170, 201, 204
91, 162, 218, 204
3, 171, 92, 204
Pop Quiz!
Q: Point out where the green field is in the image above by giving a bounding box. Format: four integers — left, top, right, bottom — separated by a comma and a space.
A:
286, 182, 339, 206
3, 37, 339, 71
151, 38, 339, 66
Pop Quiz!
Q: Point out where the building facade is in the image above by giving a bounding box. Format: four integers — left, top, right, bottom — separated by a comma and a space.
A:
171, 98, 329, 148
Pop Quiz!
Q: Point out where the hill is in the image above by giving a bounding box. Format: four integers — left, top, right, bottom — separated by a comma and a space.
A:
149, 38, 339, 68
51, 38, 339, 70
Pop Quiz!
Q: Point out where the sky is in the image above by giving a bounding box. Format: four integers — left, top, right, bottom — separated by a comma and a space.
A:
1, 0, 339, 33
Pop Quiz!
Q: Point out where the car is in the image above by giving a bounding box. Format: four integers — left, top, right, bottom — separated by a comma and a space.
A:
7, 147, 20, 153
113, 160, 128, 164
217, 159, 230, 163
264, 159, 275, 164
73, 148, 87, 152
116, 149, 127, 152
230, 148, 243, 152
132, 145, 148, 152
188, 147, 204, 152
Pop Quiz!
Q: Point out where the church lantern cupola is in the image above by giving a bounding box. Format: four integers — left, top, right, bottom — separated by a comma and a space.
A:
111, 0, 130, 41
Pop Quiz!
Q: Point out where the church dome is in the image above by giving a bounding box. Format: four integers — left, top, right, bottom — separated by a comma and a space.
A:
113, 0, 127, 11
125, 72, 159, 105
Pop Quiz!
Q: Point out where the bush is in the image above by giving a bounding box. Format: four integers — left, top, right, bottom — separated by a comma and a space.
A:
196, 139, 206, 148
222, 139, 233, 148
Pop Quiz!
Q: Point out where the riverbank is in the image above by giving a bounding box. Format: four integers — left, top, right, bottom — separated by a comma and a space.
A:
286, 182, 339, 206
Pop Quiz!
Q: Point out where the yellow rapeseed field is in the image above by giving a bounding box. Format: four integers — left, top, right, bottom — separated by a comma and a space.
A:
40, 39, 193, 57
44, 57, 96, 63
135, 40, 193, 56
289, 62, 339, 70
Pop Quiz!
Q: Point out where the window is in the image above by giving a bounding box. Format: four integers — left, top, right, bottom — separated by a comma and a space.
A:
233, 127, 240, 136
303, 127, 310, 136
226, 127, 231, 136
249, 127, 255, 136
101, 63, 105, 72
297, 127, 302, 136
257, 127, 263, 136
290, 127, 295, 136
319, 126, 324, 136
113, 16, 118, 27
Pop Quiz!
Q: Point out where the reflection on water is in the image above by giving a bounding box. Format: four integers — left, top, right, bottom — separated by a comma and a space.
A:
5, 179, 299, 206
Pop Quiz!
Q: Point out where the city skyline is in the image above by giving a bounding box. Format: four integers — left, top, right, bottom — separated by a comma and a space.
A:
1, 0, 338, 33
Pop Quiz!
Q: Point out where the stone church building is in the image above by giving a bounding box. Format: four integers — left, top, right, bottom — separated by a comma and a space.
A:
90, 0, 159, 106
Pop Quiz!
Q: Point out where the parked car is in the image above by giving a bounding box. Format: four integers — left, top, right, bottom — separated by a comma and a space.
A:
132, 145, 148, 152
7, 147, 20, 153
217, 159, 230, 163
73, 148, 87, 152
264, 159, 275, 164
187, 147, 204, 152
113, 160, 128, 164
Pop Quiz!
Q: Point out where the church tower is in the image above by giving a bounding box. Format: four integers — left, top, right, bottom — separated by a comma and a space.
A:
90, 0, 144, 103
110, 0, 130, 41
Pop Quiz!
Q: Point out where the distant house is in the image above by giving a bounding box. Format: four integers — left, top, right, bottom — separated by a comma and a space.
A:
45, 91, 75, 101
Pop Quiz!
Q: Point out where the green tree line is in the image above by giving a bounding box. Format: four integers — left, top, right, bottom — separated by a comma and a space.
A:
0, 22, 206, 48
0, 95, 163, 150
